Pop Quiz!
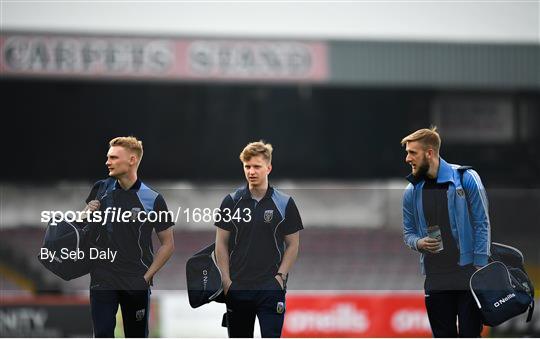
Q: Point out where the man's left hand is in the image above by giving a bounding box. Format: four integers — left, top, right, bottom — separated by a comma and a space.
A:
144, 274, 152, 285
275, 275, 284, 289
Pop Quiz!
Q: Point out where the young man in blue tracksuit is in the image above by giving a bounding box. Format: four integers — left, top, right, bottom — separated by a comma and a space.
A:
214, 141, 303, 338
83, 136, 175, 337
401, 127, 491, 337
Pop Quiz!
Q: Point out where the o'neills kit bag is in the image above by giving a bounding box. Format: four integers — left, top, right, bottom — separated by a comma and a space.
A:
38, 220, 93, 281
186, 243, 225, 308
470, 243, 534, 327
38, 178, 114, 281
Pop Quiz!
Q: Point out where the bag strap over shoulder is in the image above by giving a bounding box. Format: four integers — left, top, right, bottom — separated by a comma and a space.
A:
86, 178, 116, 244
457, 165, 474, 227
96, 178, 116, 201
457, 166, 473, 187
456, 166, 474, 209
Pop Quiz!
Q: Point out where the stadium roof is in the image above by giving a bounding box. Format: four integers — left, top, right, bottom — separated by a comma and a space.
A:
3, 2, 539, 44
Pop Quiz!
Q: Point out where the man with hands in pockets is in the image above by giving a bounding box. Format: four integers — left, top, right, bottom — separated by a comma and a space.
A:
215, 141, 303, 338
83, 136, 175, 338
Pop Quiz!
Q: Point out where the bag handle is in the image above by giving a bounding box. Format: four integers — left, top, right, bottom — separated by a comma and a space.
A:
526, 299, 534, 322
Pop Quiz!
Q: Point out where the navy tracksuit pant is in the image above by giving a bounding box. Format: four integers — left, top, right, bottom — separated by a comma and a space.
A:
424, 269, 483, 337
225, 277, 286, 338
90, 288, 151, 338
424, 289, 483, 337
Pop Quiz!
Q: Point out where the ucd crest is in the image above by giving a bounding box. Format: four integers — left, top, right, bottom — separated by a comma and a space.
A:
456, 188, 465, 198
130, 207, 141, 222
135, 308, 146, 321
264, 210, 274, 223
276, 301, 285, 314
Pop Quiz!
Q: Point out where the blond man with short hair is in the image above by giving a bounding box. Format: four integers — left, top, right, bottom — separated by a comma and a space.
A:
401, 127, 490, 337
83, 136, 175, 337
215, 141, 303, 338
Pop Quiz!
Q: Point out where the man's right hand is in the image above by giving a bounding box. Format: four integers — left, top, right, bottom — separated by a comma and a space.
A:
417, 236, 441, 253
223, 279, 232, 296
81, 200, 100, 219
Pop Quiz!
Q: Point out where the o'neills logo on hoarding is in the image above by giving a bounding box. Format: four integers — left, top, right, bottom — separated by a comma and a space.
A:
391, 309, 431, 333
0, 34, 328, 82
282, 293, 434, 337
285, 304, 370, 334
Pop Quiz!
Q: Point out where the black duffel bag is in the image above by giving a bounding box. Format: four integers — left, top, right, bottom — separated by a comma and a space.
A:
38, 178, 114, 281
186, 243, 225, 308
38, 219, 93, 280
470, 243, 535, 326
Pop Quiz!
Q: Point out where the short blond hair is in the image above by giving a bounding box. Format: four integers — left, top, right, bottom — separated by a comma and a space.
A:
239, 140, 273, 163
401, 127, 441, 154
109, 136, 143, 160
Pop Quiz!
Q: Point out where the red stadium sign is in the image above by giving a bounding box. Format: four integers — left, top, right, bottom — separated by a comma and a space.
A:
0, 34, 328, 83
282, 293, 491, 338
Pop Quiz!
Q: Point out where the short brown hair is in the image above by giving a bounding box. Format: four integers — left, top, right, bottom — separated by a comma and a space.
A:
239, 140, 273, 163
109, 136, 143, 160
401, 127, 441, 154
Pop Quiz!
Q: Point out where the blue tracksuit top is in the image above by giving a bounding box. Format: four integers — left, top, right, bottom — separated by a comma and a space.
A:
402, 158, 491, 275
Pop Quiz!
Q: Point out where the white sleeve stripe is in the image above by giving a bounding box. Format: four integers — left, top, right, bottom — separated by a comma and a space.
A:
468, 170, 491, 254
